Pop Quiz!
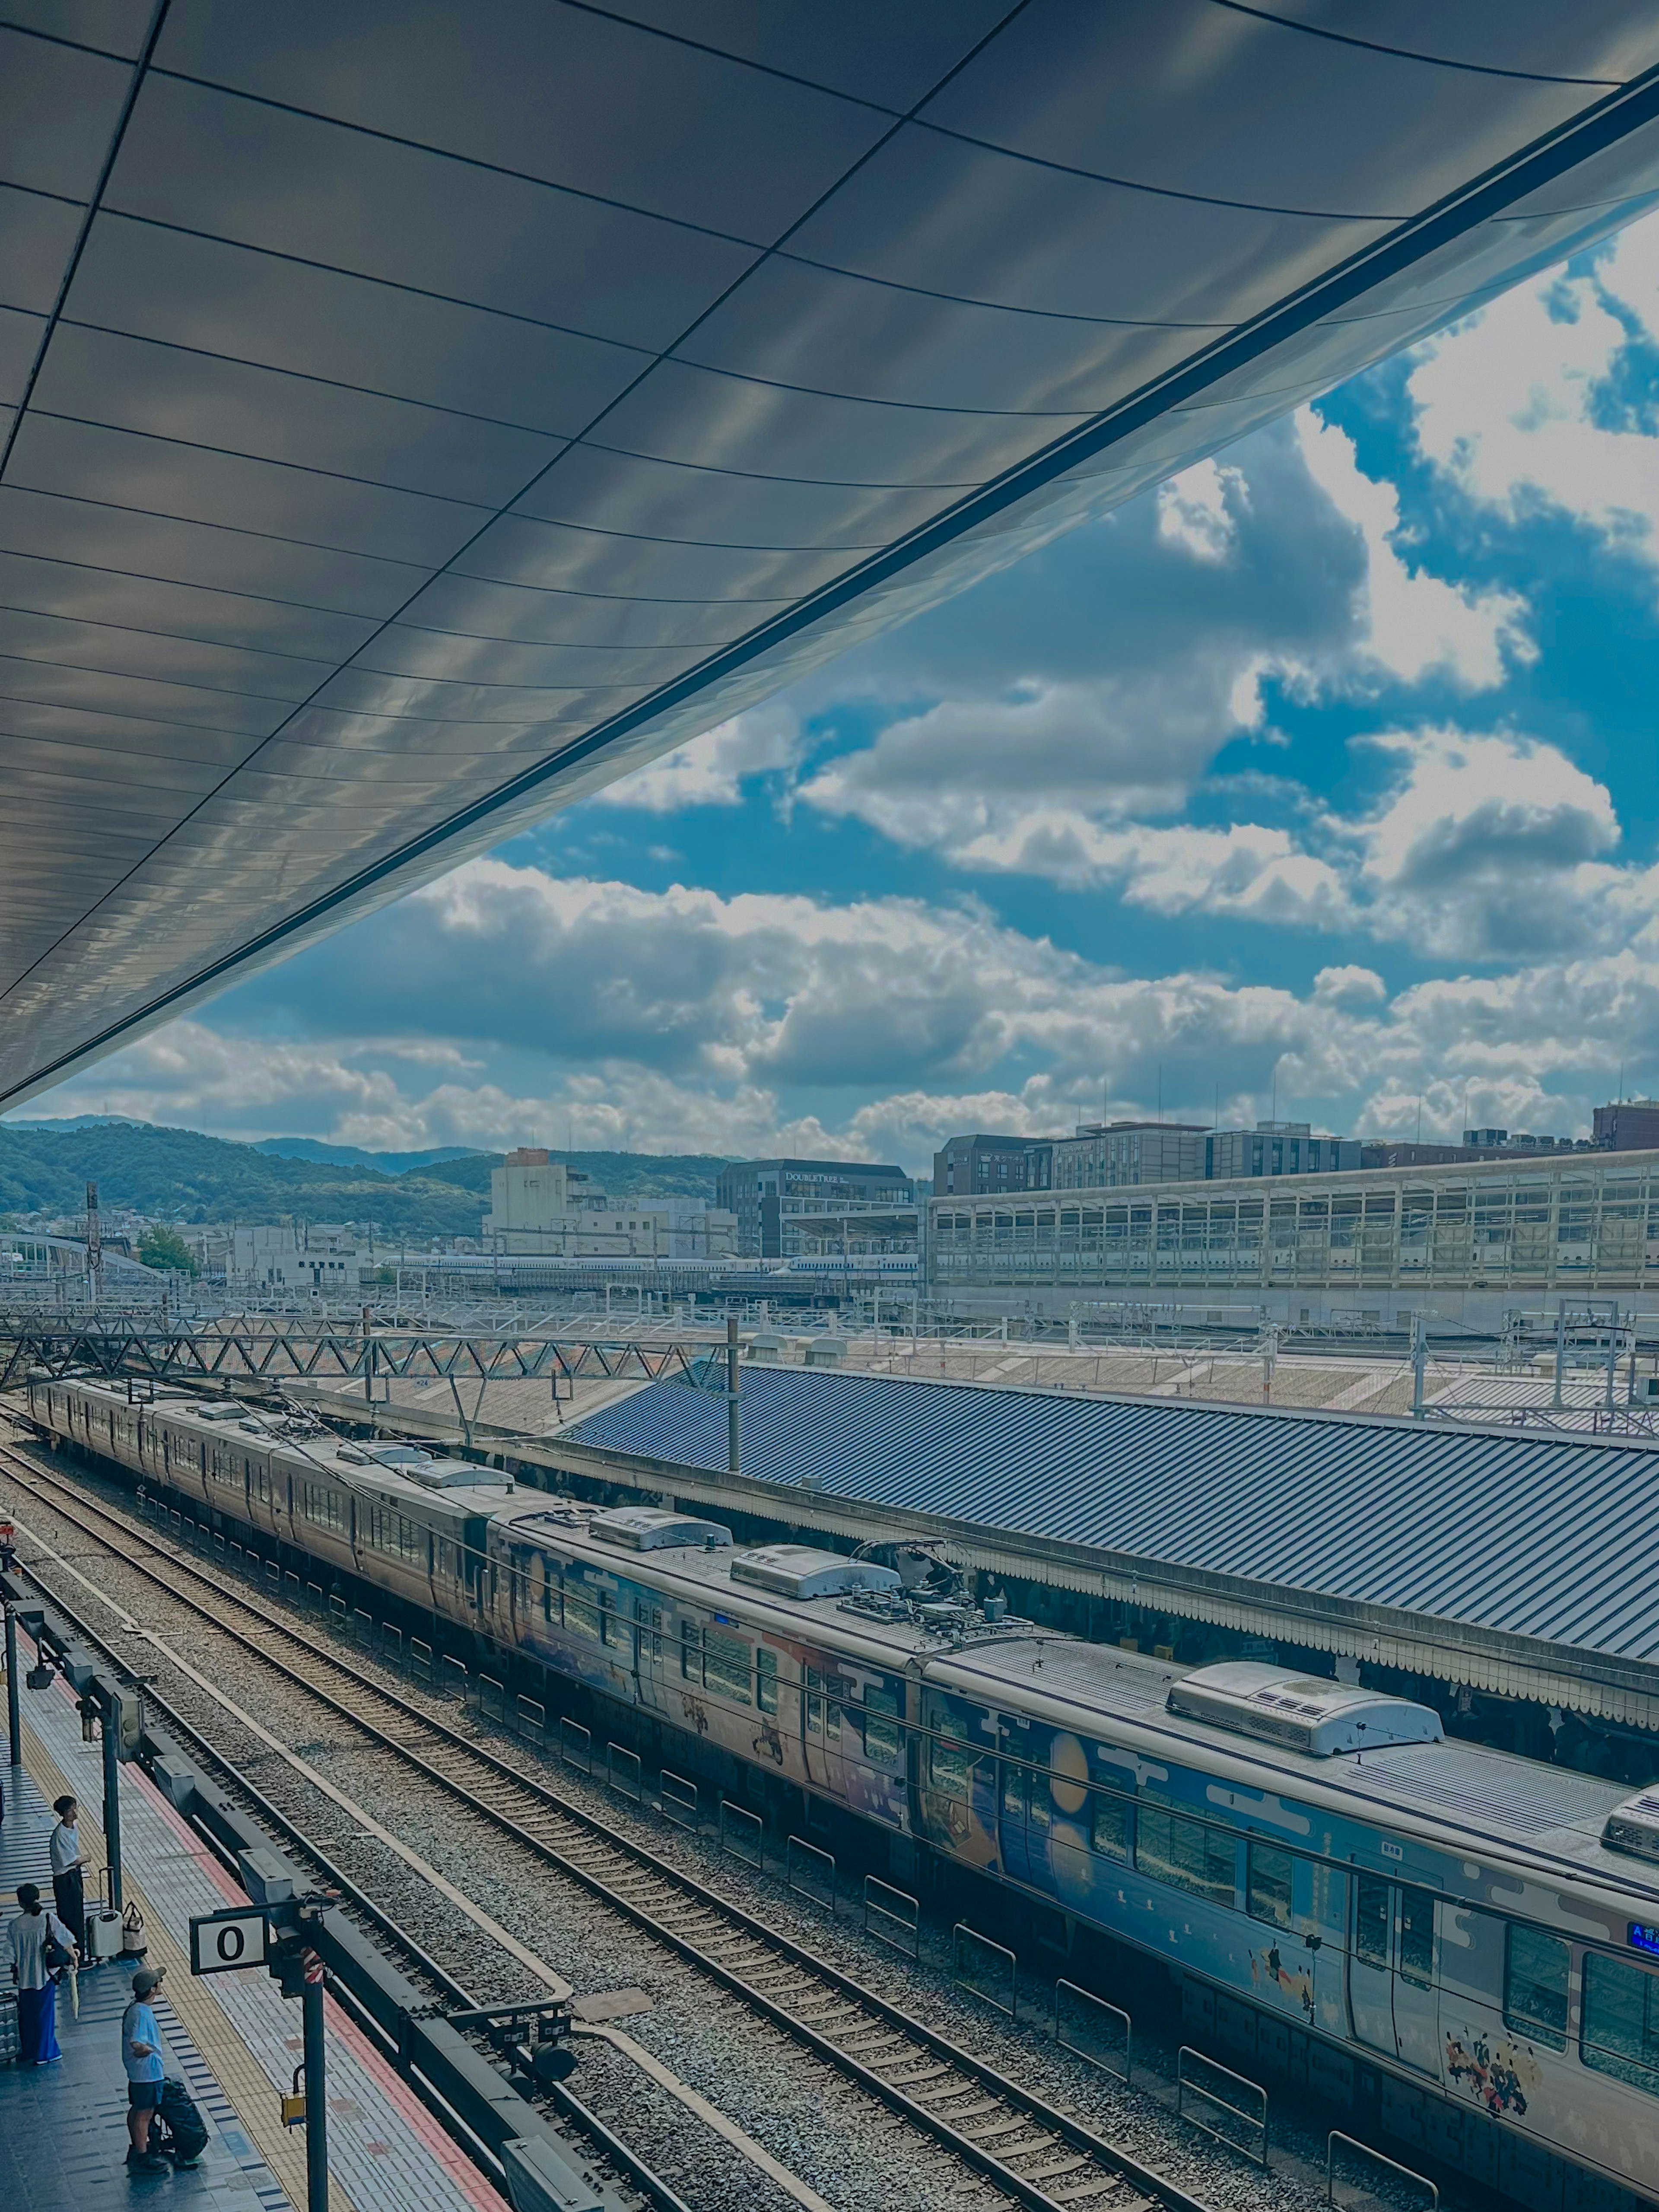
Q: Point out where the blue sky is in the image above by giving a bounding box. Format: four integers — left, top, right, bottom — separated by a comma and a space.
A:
27, 213, 1659, 1172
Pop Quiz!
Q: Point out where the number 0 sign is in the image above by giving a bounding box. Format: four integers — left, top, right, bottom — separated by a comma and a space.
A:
190, 1908, 270, 1975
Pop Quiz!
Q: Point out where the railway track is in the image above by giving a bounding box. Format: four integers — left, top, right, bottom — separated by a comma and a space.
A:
0, 1433, 1205, 2212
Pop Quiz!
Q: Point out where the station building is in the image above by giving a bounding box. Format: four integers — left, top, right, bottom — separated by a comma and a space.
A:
926, 1147, 1659, 1330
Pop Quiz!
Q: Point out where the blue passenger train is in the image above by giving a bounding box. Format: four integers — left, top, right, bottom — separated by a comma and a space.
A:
23, 1376, 1659, 2212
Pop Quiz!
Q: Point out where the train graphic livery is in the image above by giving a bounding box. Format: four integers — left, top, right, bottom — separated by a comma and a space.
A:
24, 1376, 1659, 2212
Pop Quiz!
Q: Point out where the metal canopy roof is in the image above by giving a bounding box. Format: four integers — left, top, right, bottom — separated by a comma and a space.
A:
563, 1367, 1659, 1674
6, 4, 1659, 1105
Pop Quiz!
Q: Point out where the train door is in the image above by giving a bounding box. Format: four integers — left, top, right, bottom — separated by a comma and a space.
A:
999, 1760, 1033, 1884
1349, 1877, 1440, 2075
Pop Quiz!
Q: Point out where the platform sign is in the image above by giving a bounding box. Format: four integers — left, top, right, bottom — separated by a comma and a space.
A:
190, 1907, 269, 1975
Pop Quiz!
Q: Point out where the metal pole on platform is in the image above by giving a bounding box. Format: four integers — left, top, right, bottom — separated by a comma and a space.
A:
101, 1690, 123, 1914
302, 1948, 328, 2212
726, 1313, 740, 1475
4, 1607, 19, 1767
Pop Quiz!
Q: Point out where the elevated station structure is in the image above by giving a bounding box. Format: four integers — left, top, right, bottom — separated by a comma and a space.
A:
6, 5, 1659, 1104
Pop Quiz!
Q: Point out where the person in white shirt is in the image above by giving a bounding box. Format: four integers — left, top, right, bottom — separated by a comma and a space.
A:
48, 1795, 86, 1955
9, 1882, 75, 2063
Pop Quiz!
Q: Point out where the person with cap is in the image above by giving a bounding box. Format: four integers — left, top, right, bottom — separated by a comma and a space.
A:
122, 1964, 168, 2173
9, 1881, 75, 2064
48, 1795, 86, 1955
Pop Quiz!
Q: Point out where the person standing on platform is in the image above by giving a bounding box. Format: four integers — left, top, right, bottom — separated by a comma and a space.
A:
9, 1881, 74, 2064
122, 1966, 168, 2174
48, 1795, 86, 1955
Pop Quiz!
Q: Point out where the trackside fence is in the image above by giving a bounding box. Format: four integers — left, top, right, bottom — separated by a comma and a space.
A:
785, 1835, 835, 1914
1178, 2046, 1268, 2167
952, 1924, 1016, 2019
1054, 1979, 1131, 2083
659, 1770, 698, 1831
559, 1716, 591, 1776
863, 1876, 918, 1960
607, 1742, 642, 1804
1327, 2132, 1437, 2209
720, 1798, 763, 1870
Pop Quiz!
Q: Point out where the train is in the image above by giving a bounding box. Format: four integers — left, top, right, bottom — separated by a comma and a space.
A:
21, 1373, 1659, 2212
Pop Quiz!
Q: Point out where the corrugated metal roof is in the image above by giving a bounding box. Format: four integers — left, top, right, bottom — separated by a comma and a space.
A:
563, 1370, 1659, 1665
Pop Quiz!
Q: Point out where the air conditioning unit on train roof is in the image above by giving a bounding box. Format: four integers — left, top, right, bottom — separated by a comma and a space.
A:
731, 1545, 902, 1600
1167, 1662, 1444, 1757
588, 1506, 733, 1551
1602, 1792, 1659, 1862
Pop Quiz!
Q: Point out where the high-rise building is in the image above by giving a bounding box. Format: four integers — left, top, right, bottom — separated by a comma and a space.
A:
1052, 1122, 1205, 1189
715, 1159, 916, 1260
933, 1135, 1054, 1198
484, 1148, 571, 1240
1595, 1100, 1659, 1151
1205, 1122, 1362, 1179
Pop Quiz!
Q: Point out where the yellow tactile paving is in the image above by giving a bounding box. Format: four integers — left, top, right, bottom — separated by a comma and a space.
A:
14, 1714, 354, 2212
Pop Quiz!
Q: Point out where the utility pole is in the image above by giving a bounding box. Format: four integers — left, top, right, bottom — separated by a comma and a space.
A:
3, 1610, 19, 1761
101, 1687, 124, 1913
726, 1313, 740, 1475
1410, 1312, 1428, 1419
1552, 1299, 1567, 1412
85, 1182, 102, 1306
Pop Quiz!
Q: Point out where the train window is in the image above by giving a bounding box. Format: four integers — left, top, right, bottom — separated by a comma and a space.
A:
1506, 1925, 1569, 2050
599, 1592, 630, 1651
1001, 1764, 1026, 1823
302, 1483, 345, 1533
680, 1624, 703, 1683
1583, 1951, 1659, 2095
539, 1561, 554, 1624
1246, 1842, 1293, 1930
863, 1685, 901, 1763
756, 1649, 779, 1716
1354, 1878, 1391, 1968
565, 1586, 601, 1641
826, 1700, 842, 1745
644, 1605, 664, 1663
929, 1740, 972, 1795
1090, 1794, 1131, 1862
1027, 1772, 1053, 1831
1399, 1888, 1435, 1989
704, 1630, 751, 1703
1135, 1809, 1236, 1909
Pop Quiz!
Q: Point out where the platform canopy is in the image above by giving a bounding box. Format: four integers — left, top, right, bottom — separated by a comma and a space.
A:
5, 3, 1659, 1106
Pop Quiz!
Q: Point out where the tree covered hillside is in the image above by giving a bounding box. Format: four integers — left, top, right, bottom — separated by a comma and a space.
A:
0, 1121, 733, 1241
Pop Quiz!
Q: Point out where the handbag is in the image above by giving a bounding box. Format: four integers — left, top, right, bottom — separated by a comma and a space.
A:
40, 1920, 71, 1975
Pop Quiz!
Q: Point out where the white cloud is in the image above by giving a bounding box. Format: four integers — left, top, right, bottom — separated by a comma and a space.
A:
1156, 458, 1246, 563
1407, 211, 1659, 567
594, 704, 801, 812
25, 850, 1658, 1166
1293, 410, 1530, 688
794, 403, 1532, 891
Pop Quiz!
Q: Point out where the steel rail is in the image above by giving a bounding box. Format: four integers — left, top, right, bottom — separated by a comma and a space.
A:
0, 1433, 1203, 2212
0, 1535, 680, 2212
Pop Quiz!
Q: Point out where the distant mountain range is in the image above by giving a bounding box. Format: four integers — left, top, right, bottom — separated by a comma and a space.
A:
0, 1119, 734, 1241
253, 1137, 480, 1175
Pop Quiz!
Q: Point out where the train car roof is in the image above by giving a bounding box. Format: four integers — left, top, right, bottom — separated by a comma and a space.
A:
934, 1633, 1643, 1901
73, 1382, 519, 1521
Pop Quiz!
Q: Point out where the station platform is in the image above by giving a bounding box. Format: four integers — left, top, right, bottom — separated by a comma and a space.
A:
0, 1672, 510, 2212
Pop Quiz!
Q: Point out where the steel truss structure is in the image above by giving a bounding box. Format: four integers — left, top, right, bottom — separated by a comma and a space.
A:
0, 1313, 715, 1398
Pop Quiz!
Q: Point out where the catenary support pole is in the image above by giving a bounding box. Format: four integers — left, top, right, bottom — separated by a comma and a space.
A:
302, 1950, 328, 2212
101, 1688, 123, 1913
4, 1606, 19, 1767
726, 1313, 740, 1475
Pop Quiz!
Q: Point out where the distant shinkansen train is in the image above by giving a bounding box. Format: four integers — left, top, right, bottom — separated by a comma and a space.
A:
25, 1375, 1659, 2212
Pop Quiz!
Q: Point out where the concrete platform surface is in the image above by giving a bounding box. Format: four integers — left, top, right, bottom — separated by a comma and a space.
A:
0, 1665, 510, 2212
